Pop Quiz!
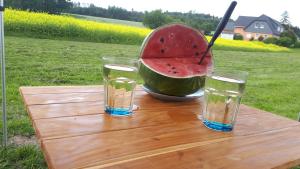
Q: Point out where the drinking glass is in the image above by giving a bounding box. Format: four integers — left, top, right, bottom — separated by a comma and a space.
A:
201, 69, 248, 131
102, 56, 138, 116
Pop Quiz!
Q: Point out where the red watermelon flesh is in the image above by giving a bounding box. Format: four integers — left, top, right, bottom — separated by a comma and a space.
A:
141, 24, 212, 78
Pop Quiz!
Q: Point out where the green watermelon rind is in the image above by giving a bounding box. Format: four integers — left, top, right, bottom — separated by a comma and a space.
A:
139, 61, 206, 96
139, 23, 212, 96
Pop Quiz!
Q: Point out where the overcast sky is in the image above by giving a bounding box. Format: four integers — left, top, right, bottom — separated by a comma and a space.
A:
73, 0, 300, 27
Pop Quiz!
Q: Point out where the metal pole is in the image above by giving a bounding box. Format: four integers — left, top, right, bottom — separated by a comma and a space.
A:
0, 0, 7, 146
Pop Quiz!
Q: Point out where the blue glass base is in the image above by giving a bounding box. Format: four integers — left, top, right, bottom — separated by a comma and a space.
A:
203, 119, 233, 132
105, 107, 132, 116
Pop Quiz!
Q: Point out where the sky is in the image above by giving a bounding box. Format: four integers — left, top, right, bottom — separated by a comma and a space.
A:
73, 0, 300, 27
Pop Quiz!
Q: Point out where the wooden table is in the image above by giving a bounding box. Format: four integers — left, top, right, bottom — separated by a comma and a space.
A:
20, 86, 300, 169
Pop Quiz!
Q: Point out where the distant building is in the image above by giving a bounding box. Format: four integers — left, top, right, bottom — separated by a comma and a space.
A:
221, 14, 284, 40
221, 21, 235, 39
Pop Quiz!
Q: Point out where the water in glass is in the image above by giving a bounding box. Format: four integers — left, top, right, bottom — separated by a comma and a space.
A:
103, 63, 137, 116
202, 75, 246, 131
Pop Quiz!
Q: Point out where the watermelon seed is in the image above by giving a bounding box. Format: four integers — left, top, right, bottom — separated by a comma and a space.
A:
193, 44, 197, 49
160, 37, 164, 43
161, 49, 165, 53
173, 71, 177, 74
172, 67, 176, 69
169, 33, 174, 39
167, 63, 171, 66
195, 52, 199, 56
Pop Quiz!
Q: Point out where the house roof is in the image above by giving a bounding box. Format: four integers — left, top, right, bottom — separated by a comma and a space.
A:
235, 14, 283, 36
224, 21, 235, 31
235, 16, 256, 27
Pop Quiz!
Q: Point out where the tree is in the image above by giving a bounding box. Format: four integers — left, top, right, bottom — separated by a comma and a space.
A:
143, 10, 174, 29
56, 0, 73, 14
166, 11, 220, 34
291, 26, 300, 39
280, 11, 291, 28
67, 4, 144, 22
107, 6, 131, 20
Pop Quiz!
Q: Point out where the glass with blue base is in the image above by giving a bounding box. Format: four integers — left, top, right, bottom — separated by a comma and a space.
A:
102, 56, 138, 116
200, 69, 248, 132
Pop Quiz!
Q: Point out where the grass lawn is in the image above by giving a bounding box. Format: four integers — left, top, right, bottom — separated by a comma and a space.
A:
0, 36, 300, 168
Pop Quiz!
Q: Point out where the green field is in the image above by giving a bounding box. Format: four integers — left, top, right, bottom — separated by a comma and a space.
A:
66, 13, 145, 28
0, 36, 300, 168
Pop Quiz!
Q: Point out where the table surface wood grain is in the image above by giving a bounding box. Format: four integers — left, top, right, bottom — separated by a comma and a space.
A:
20, 85, 300, 169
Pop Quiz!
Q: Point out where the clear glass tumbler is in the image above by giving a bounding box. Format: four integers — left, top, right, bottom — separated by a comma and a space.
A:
201, 69, 248, 131
102, 56, 138, 116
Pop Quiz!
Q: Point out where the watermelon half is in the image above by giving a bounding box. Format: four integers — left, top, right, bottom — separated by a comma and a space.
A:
139, 24, 213, 96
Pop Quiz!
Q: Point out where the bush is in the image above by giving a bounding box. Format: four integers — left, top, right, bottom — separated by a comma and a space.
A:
233, 34, 243, 40
294, 41, 300, 48
249, 37, 254, 41
264, 37, 278, 44
276, 37, 294, 47
280, 30, 297, 43
258, 35, 264, 41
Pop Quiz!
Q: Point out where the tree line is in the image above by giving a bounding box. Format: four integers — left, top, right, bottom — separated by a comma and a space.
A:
4, 0, 73, 14
68, 4, 221, 34
68, 3, 144, 22
69, 4, 221, 34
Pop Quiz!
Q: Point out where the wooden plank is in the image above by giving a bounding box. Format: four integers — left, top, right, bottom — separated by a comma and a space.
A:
34, 110, 183, 140
20, 86, 200, 110
27, 95, 202, 120
233, 107, 299, 135
31, 103, 298, 140
28, 102, 104, 119
21, 89, 170, 106
20, 86, 103, 95
22, 92, 102, 105
41, 111, 299, 169
20, 85, 144, 95
95, 126, 300, 169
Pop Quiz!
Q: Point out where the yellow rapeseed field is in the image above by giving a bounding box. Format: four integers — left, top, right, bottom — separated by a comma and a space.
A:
4, 9, 289, 52
5, 9, 151, 44
206, 36, 289, 52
